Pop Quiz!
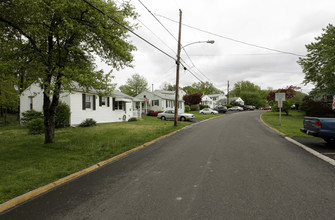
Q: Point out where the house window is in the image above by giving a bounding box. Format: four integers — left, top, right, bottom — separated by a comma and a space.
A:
166, 100, 174, 108
85, 95, 92, 109
29, 96, 33, 110
99, 96, 107, 106
114, 101, 124, 110
178, 101, 183, 109
152, 100, 159, 106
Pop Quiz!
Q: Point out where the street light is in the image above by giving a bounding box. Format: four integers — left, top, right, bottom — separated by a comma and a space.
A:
182, 40, 215, 48
174, 39, 215, 127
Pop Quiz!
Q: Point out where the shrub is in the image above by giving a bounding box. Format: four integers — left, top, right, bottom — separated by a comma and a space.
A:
128, 117, 137, 122
55, 102, 71, 128
199, 104, 209, 110
79, 118, 97, 127
21, 110, 43, 125
190, 105, 199, 111
224, 104, 233, 108
185, 105, 190, 112
27, 118, 44, 135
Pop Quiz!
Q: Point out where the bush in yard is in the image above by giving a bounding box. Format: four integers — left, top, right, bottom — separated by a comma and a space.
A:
224, 104, 233, 108
128, 117, 137, 122
55, 102, 71, 128
190, 105, 199, 111
21, 110, 43, 125
27, 118, 44, 135
185, 105, 190, 112
79, 118, 97, 127
199, 105, 209, 110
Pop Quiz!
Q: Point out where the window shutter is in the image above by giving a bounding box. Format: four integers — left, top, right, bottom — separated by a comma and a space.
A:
107, 97, 110, 107
93, 95, 96, 110
157, 100, 159, 106
99, 96, 102, 106
152, 100, 154, 106
112, 98, 115, 111
82, 94, 86, 110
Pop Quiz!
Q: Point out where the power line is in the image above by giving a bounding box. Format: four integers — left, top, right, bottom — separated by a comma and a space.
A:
137, 0, 212, 85
81, 0, 177, 62
137, 18, 176, 55
155, 13, 306, 57
137, 0, 178, 42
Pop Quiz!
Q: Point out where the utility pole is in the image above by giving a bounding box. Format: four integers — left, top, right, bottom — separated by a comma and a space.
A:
227, 80, 230, 105
174, 9, 182, 127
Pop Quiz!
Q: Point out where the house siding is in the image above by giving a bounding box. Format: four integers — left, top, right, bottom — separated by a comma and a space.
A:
136, 90, 185, 113
20, 83, 136, 126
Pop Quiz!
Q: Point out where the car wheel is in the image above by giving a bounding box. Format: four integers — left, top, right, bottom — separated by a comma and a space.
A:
211, 112, 214, 114
180, 116, 186, 121
201, 112, 204, 114
161, 116, 166, 120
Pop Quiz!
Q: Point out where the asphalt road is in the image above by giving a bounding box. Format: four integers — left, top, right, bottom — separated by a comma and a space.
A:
2, 111, 335, 219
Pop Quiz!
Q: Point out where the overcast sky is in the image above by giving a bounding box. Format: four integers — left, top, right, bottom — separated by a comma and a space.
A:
98, 0, 335, 94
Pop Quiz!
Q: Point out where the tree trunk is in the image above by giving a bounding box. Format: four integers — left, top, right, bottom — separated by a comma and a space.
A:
43, 89, 59, 144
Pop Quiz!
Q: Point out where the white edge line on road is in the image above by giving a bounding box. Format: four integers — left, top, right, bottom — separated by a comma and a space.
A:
285, 137, 335, 167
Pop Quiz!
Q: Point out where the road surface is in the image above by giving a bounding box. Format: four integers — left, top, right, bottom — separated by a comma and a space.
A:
2, 111, 335, 219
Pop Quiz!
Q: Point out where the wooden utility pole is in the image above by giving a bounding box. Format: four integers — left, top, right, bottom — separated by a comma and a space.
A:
227, 80, 230, 104
174, 9, 182, 127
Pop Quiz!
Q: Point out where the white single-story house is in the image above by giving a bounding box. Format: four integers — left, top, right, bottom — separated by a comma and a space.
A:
214, 96, 245, 106
135, 90, 186, 113
20, 83, 144, 125
201, 95, 215, 108
207, 94, 226, 102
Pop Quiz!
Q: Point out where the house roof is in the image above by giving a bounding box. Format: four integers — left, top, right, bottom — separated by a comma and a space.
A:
137, 90, 183, 101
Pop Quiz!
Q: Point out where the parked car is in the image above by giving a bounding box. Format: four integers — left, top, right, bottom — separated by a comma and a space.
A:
228, 106, 244, 111
300, 117, 335, 144
243, 105, 256, 111
213, 106, 227, 114
199, 108, 219, 114
157, 110, 194, 121
263, 106, 272, 110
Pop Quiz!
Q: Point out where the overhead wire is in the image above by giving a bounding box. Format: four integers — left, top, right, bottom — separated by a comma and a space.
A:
137, 0, 215, 85
154, 13, 306, 57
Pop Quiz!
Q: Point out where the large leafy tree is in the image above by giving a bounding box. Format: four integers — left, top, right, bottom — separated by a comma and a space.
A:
230, 81, 267, 108
119, 73, 148, 97
298, 24, 335, 95
183, 93, 202, 106
184, 81, 223, 95
0, 0, 137, 143
160, 82, 176, 91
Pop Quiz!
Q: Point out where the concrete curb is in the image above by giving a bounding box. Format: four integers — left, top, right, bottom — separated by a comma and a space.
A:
260, 113, 335, 167
0, 125, 188, 214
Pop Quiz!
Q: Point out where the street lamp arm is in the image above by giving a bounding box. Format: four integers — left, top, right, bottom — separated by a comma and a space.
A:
182, 40, 215, 48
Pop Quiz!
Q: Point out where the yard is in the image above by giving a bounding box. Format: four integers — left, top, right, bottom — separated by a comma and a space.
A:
0, 115, 191, 204
261, 110, 313, 138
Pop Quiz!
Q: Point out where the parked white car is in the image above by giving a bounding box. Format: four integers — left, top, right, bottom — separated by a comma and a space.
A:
199, 108, 219, 114
228, 106, 244, 111
157, 110, 194, 121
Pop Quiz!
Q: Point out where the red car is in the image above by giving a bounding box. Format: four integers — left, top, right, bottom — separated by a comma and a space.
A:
263, 106, 272, 110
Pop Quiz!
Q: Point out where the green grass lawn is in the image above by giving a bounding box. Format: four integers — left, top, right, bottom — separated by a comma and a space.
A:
0, 116, 191, 204
261, 110, 313, 138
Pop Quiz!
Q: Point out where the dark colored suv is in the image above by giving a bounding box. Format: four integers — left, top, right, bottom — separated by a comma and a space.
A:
213, 106, 227, 113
